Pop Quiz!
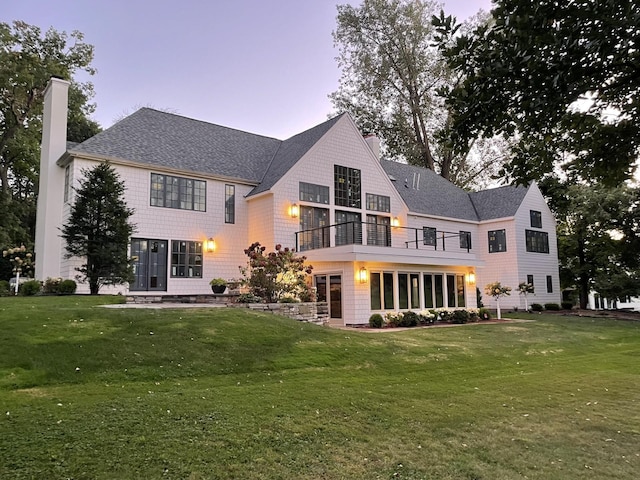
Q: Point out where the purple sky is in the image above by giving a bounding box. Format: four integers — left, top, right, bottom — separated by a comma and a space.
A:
6, 0, 492, 139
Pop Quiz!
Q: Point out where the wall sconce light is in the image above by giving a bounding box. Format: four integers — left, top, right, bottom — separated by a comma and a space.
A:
289, 203, 299, 218
391, 216, 400, 228
358, 266, 368, 284
467, 272, 476, 285
206, 237, 216, 253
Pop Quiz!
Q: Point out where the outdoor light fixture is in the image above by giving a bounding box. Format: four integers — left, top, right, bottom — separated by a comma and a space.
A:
358, 266, 368, 284
206, 237, 216, 253
289, 203, 299, 218
467, 272, 476, 285
391, 216, 400, 227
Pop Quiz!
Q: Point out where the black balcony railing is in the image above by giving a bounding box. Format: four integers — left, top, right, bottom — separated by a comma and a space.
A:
295, 221, 471, 253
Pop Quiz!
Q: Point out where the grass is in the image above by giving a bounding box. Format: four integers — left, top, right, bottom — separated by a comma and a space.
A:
1, 297, 639, 479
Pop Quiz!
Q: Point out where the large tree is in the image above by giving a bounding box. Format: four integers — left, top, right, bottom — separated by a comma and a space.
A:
542, 179, 640, 309
437, 0, 640, 186
0, 20, 98, 248
331, 0, 501, 189
61, 163, 135, 295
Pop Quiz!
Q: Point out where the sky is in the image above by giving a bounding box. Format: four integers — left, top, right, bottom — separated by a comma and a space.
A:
5, 0, 493, 139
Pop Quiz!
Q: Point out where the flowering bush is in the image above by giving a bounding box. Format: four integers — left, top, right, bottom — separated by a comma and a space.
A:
239, 242, 313, 303
485, 282, 512, 299
518, 282, 535, 295
2, 245, 33, 277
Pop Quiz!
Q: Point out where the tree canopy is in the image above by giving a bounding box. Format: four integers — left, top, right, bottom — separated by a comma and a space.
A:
437, 0, 640, 186
61, 163, 135, 294
331, 0, 502, 189
0, 20, 99, 250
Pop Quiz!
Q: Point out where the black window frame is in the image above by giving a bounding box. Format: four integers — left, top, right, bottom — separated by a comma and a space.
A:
546, 275, 553, 293
334, 164, 361, 208
423, 227, 437, 246
459, 231, 472, 250
170, 240, 203, 278
530, 210, 542, 228
365, 193, 391, 213
299, 182, 329, 204
488, 229, 507, 253
525, 229, 549, 253
150, 173, 206, 212
225, 184, 235, 224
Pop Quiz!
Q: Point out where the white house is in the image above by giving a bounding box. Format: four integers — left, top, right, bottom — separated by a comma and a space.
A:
35, 77, 561, 325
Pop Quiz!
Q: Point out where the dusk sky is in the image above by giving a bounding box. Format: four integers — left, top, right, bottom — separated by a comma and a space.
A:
6, 0, 493, 139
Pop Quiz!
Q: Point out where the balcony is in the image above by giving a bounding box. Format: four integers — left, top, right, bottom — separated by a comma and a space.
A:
295, 221, 475, 265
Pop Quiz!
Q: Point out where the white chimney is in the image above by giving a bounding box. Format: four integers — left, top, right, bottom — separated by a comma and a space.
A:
364, 133, 380, 160
35, 77, 70, 281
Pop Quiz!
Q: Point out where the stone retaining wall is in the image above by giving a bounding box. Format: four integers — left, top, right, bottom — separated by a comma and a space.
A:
238, 302, 329, 325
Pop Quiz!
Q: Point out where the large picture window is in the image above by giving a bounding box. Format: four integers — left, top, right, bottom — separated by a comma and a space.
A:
151, 173, 206, 211
334, 165, 361, 208
525, 229, 549, 253
299, 206, 330, 251
225, 184, 235, 224
170, 240, 203, 278
370, 272, 395, 310
488, 229, 507, 253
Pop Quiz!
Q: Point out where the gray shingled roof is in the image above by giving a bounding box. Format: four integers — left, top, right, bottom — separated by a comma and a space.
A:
69, 108, 282, 182
468, 185, 529, 220
248, 114, 345, 196
381, 160, 529, 221
380, 160, 479, 221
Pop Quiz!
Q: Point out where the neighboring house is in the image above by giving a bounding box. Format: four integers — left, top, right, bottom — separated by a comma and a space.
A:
588, 293, 640, 312
35, 78, 561, 325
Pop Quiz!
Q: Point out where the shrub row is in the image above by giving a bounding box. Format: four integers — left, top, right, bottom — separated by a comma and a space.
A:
0, 278, 77, 296
530, 303, 563, 312
369, 308, 493, 329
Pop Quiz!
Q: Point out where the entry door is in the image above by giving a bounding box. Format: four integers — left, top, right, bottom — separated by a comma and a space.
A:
130, 239, 168, 291
329, 275, 342, 319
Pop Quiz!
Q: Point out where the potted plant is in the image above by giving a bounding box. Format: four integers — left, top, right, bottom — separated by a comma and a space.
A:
209, 278, 227, 294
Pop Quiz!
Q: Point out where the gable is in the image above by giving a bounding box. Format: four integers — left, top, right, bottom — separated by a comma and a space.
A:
469, 184, 529, 221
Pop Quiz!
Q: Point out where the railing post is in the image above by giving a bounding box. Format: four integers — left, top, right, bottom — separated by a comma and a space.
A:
442, 232, 446, 251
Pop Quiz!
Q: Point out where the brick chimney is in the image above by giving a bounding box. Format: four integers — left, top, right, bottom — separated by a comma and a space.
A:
35, 77, 70, 281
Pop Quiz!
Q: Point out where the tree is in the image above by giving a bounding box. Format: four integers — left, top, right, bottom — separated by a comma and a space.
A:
437, 0, 640, 186
547, 180, 640, 309
61, 163, 135, 294
484, 281, 511, 319
239, 242, 313, 303
331, 0, 501, 189
0, 20, 98, 247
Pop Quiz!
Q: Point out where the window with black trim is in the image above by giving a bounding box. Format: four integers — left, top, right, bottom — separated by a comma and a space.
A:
366, 193, 390, 212
527, 274, 534, 286
366, 215, 391, 246
299, 182, 329, 204
459, 231, 472, 250
530, 210, 542, 228
225, 184, 235, 224
423, 227, 437, 246
546, 275, 553, 293
525, 229, 549, 253
334, 165, 361, 208
151, 173, 206, 211
64, 166, 70, 203
170, 240, 203, 278
488, 229, 507, 253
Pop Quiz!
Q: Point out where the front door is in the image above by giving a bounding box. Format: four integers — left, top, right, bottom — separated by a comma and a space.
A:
130, 239, 168, 291
315, 274, 342, 320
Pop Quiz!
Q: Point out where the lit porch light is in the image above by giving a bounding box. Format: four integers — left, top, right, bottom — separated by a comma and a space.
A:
289, 203, 299, 218
206, 237, 216, 253
391, 216, 400, 227
467, 272, 476, 285
358, 266, 368, 284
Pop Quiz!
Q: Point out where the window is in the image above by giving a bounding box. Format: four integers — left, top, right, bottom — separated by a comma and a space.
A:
336, 210, 362, 246
64, 166, 70, 203
456, 274, 466, 307
299, 206, 330, 251
366, 215, 391, 246
366, 193, 390, 212
225, 184, 235, 224
170, 240, 203, 278
527, 274, 534, 286
334, 165, 361, 208
423, 274, 434, 308
371, 272, 395, 310
525, 230, 549, 253
547, 275, 553, 293
423, 227, 437, 246
488, 229, 507, 253
530, 210, 542, 228
459, 231, 472, 250
151, 173, 206, 211
300, 182, 329, 204
434, 274, 444, 308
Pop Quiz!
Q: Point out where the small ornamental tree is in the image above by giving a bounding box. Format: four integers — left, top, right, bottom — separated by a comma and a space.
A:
2, 244, 34, 294
518, 281, 535, 311
61, 162, 135, 294
484, 281, 511, 319
239, 242, 313, 303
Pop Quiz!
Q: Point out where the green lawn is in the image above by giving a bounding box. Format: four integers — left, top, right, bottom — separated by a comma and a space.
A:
1, 297, 638, 479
